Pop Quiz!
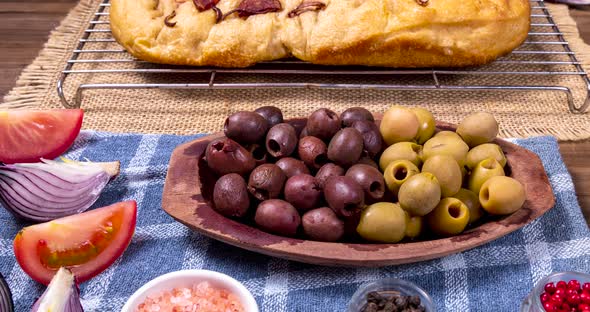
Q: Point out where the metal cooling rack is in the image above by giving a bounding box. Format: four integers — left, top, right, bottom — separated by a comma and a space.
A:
58, 0, 590, 113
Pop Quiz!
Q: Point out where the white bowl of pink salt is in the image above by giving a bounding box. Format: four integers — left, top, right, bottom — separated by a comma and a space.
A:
121, 269, 259, 312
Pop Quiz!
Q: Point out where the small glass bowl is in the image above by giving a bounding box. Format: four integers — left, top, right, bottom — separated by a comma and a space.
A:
520, 271, 590, 312
347, 278, 436, 312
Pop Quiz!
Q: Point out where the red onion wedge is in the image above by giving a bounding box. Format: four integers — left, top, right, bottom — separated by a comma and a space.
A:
0, 272, 14, 312
0, 159, 120, 222
30, 268, 83, 312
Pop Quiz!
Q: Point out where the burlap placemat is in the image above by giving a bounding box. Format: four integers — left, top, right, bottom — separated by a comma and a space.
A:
2, 0, 589, 139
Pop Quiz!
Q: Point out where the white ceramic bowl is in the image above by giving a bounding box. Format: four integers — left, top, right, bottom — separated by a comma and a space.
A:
121, 270, 259, 312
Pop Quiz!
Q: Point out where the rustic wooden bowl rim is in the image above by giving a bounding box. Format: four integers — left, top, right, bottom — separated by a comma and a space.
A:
162, 119, 555, 267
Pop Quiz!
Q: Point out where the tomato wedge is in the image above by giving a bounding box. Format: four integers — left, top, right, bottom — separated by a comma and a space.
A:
13, 200, 137, 285
0, 109, 83, 164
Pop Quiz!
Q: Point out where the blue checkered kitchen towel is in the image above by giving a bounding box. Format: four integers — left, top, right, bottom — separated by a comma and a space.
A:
1, 131, 589, 312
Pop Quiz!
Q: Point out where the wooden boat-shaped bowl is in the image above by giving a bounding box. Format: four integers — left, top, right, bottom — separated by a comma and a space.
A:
162, 119, 555, 267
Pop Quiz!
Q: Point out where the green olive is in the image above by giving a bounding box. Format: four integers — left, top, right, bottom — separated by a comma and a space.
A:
411, 107, 436, 144
457, 112, 499, 148
383, 160, 420, 196
398, 172, 441, 216
422, 135, 469, 167
434, 131, 463, 140
453, 188, 484, 224
380, 106, 420, 146
480, 176, 525, 215
467, 158, 505, 195
466, 143, 507, 170
404, 211, 423, 239
357, 202, 407, 243
421, 154, 462, 197
426, 197, 470, 236
379, 142, 422, 171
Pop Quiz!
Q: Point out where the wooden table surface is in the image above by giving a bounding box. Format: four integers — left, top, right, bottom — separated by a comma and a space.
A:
1, 1, 589, 225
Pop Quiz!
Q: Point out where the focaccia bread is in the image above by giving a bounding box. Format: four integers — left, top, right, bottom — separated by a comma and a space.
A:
110, 0, 530, 68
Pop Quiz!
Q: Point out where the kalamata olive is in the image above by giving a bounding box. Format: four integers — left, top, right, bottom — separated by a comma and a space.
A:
254, 106, 283, 128
246, 143, 268, 165
213, 173, 250, 217
327, 128, 364, 167
306, 108, 341, 141
255, 199, 301, 237
265, 123, 297, 158
286, 119, 307, 138
247, 164, 286, 200
357, 157, 379, 169
351, 120, 383, 158
340, 107, 374, 127
315, 163, 345, 189
284, 174, 322, 212
302, 207, 344, 242
275, 157, 310, 178
298, 136, 328, 170
299, 126, 309, 139
324, 176, 365, 219
224, 111, 269, 144
206, 137, 256, 176
345, 164, 385, 202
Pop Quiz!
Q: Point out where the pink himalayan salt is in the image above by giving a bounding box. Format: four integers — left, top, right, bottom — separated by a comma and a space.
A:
136, 281, 245, 312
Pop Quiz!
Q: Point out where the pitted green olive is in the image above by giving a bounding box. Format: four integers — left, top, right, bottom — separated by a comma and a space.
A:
383, 160, 420, 196
379, 142, 422, 171
457, 112, 499, 147
466, 143, 506, 170
380, 106, 420, 146
398, 172, 441, 217
357, 202, 407, 243
479, 176, 525, 215
468, 158, 505, 195
422, 154, 462, 197
426, 197, 470, 236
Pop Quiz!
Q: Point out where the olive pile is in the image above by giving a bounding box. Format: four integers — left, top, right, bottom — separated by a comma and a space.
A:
207, 105, 526, 243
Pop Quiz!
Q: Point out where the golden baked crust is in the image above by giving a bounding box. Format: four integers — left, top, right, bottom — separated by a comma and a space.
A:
110, 0, 530, 68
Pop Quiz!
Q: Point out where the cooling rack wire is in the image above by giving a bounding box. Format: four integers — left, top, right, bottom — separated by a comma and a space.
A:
58, 0, 590, 113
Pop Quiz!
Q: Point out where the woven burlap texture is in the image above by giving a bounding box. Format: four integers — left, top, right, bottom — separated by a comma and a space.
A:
2, 0, 589, 140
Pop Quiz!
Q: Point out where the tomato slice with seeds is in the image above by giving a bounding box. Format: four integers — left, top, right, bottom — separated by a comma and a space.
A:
13, 200, 137, 285
0, 109, 83, 164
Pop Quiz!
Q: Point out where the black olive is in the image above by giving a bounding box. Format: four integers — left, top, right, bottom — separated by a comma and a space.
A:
246, 143, 268, 166
205, 137, 256, 176
265, 123, 297, 158
357, 156, 379, 169
255, 199, 301, 237
306, 108, 341, 141
302, 207, 344, 242
284, 174, 322, 212
297, 136, 328, 170
254, 106, 283, 128
315, 163, 345, 189
351, 120, 383, 158
323, 176, 364, 218
340, 107, 374, 127
299, 126, 310, 139
275, 157, 310, 178
213, 173, 250, 217
224, 111, 269, 144
247, 164, 286, 200
345, 164, 385, 202
327, 128, 364, 167
286, 118, 307, 138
